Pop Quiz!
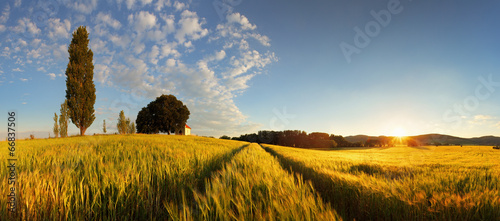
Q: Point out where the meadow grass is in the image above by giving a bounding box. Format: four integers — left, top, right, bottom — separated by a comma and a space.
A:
2, 134, 498, 220
1, 135, 340, 220
190, 143, 340, 220
262, 144, 500, 220
0, 135, 247, 220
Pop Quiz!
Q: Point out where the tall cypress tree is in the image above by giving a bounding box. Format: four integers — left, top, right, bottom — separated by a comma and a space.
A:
65, 26, 96, 136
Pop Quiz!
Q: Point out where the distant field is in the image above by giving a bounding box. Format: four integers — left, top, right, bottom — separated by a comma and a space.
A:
262, 144, 500, 220
1, 135, 499, 220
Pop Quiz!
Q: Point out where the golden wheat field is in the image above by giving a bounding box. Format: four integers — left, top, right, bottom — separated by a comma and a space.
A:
261, 144, 500, 220
1, 135, 499, 220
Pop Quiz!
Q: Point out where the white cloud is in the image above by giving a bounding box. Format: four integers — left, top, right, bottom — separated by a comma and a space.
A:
124, 0, 136, 10
95, 64, 111, 84
175, 10, 208, 44
132, 41, 145, 54
468, 115, 498, 127
16, 38, 27, 47
474, 115, 493, 120
47, 73, 56, 80
173, 1, 187, 11
226, 13, 256, 30
149, 45, 160, 64
155, 0, 171, 11
214, 14, 272, 48
109, 56, 169, 98
52, 43, 68, 59
12, 18, 41, 36
225, 74, 255, 91
10, 7, 275, 137
109, 34, 131, 49
90, 38, 108, 53
96, 12, 122, 30
215, 50, 226, 60
14, 0, 21, 8
68, 0, 98, 14
13, 68, 23, 72
186, 97, 261, 136
20, 78, 28, 81
128, 11, 157, 32
146, 13, 175, 42
249, 33, 271, 47
166, 58, 176, 67
227, 50, 277, 78
160, 13, 175, 33
0, 25, 5, 32
73, 14, 87, 24
159, 42, 180, 59
1, 47, 10, 57
0, 4, 9, 24
47, 18, 71, 40
140, 0, 153, 6
183, 41, 193, 48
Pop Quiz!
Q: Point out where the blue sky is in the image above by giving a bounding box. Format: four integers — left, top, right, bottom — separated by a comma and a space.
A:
1, 0, 499, 138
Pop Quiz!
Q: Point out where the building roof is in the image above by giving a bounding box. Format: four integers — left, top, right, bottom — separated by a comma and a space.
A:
185, 124, 191, 129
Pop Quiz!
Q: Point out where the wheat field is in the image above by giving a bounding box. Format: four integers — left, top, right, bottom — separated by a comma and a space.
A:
261, 144, 500, 220
1, 135, 499, 220
1, 135, 339, 220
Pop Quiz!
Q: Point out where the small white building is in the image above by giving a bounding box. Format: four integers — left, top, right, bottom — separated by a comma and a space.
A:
175, 124, 191, 135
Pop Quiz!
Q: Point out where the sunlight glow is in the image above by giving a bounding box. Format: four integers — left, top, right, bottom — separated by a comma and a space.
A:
392, 127, 407, 137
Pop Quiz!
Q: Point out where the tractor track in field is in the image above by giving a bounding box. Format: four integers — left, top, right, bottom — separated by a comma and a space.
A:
260, 144, 365, 221
259, 144, 343, 208
177, 143, 250, 217
196, 143, 249, 192
260, 144, 429, 221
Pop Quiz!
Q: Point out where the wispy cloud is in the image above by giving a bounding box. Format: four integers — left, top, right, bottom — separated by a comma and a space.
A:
0, 0, 276, 136
47, 73, 56, 80
474, 115, 493, 120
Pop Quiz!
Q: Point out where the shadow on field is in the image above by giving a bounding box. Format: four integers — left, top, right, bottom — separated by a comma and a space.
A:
196, 144, 249, 192
165, 143, 250, 218
261, 144, 428, 221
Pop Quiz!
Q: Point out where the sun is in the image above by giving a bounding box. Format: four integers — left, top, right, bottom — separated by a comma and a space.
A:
392, 127, 407, 137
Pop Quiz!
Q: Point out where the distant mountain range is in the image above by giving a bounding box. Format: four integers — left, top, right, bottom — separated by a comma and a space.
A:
345, 134, 500, 146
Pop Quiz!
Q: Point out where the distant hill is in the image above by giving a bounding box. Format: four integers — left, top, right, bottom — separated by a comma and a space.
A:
345, 134, 500, 146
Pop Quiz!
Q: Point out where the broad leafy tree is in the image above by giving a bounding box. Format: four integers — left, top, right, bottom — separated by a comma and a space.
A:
65, 26, 96, 136
136, 94, 190, 134
136, 107, 156, 134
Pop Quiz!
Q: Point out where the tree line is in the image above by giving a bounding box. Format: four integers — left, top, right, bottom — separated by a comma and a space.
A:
223, 131, 429, 149
222, 130, 363, 148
